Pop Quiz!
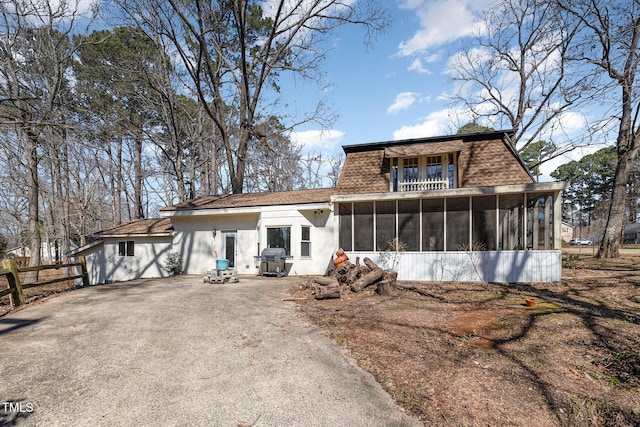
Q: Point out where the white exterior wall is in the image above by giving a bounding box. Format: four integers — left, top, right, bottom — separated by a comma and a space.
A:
171, 213, 260, 275
83, 248, 104, 285
83, 237, 174, 284
348, 250, 562, 282
258, 206, 335, 276
170, 205, 336, 276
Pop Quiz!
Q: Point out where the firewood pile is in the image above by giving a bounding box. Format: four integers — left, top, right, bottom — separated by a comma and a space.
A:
299, 251, 398, 300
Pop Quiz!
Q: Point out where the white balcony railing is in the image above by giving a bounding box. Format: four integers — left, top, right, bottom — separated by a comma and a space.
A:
399, 178, 449, 192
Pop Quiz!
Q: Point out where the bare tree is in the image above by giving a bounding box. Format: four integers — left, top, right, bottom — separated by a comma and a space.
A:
0, 1, 87, 273
326, 153, 345, 187
559, 0, 640, 258
447, 0, 589, 161
243, 117, 304, 192
110, 0, 388, 194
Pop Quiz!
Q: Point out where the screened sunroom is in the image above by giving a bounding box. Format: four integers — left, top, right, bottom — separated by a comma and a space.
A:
332, 182, 564, 283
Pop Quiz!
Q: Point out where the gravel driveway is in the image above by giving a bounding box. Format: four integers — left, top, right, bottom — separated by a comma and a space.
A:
0, 276, 421, 426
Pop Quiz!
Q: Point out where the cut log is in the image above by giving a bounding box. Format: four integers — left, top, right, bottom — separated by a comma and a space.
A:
314, 285, 341, 300
382, 270, 398, 284
351, 268, 383, 292
346, 265, 368, 285
375, 280, 396, 296
363, 257, 380, 271
311, 277, 339, 286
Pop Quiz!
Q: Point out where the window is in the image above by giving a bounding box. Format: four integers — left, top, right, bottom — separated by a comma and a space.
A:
301, 226, 311, 258
402, 157, 419, 182
426, 156, 442, 180
118, 241, 135, 257
447, 153, 456, 188
267, 227, 291, 255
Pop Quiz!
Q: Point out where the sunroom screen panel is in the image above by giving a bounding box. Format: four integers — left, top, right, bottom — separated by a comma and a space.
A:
422, 199, 444, 251
472, 196, 497, 250
354, 202, 374, 251
376, 200, 396, 251
446, 197, 470, 251
398, 199, 420, 251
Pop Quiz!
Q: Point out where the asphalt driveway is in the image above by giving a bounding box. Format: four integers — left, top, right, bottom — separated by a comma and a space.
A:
0, 276, 421, 426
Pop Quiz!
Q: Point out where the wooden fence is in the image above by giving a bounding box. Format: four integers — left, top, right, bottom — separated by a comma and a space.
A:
0, 258, 89, 308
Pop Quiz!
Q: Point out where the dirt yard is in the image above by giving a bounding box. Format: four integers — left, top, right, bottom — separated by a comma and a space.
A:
0, 269, 78, 317
291, 253, 640, 426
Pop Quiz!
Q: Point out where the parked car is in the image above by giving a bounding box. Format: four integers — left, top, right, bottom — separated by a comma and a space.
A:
569, 238, 593, 245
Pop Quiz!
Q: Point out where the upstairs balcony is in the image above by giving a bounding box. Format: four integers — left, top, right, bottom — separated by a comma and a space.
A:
399, 177, 450, 192
391, 153, 457, 193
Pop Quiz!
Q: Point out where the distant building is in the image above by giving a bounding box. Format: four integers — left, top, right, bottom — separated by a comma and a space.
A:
561, 222, 574, 243
624, 223, 640, 244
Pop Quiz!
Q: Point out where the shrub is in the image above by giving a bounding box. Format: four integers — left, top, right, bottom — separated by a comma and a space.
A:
164, 252, 183, 276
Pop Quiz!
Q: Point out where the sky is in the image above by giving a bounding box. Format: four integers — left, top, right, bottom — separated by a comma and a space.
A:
283, 0, 600, 182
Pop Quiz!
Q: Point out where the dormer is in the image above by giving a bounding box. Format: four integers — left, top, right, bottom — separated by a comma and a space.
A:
385, 139, 463, 192
334, 131, 533, 196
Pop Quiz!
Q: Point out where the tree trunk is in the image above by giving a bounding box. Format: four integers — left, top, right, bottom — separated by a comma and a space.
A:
116, 137, 123, 224
133, 129, 144, 219
598, 74, 640, 258
26, 130, 41, 283
598, 147, 637, 257
211, 131, 218, 196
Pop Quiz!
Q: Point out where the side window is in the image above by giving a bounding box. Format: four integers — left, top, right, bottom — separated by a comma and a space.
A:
126, 241, 135, 257
301, 226, 311, 258
119, 241, 135, 257
267, 227, 291, 255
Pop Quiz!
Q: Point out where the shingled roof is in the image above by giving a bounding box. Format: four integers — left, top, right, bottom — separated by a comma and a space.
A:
335, 129, 532, 194
161, 188, 334, 212
95, 218, 173, 236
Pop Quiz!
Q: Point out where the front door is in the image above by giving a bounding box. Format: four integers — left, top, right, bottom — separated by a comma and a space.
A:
222, 231, 237, 268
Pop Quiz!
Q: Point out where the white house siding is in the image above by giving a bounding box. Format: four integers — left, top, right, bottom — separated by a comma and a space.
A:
171, 213, 260, 275
258, 206, 335, 276
168, 205, 336, 276
84, 237, 174, 284
83, 247, 105, 285
348, 250, 562, 283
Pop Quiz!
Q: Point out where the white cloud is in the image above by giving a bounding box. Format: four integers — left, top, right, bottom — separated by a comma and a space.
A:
387, 92, 419, 115
552, 111, 589, 135
392, 108, 473, 140
290, 129, 345, 151
397, 0, 490, 57
407, 59, 432, 74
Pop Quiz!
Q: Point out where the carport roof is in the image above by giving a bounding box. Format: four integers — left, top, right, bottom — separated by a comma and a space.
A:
160, 188, 334, 212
